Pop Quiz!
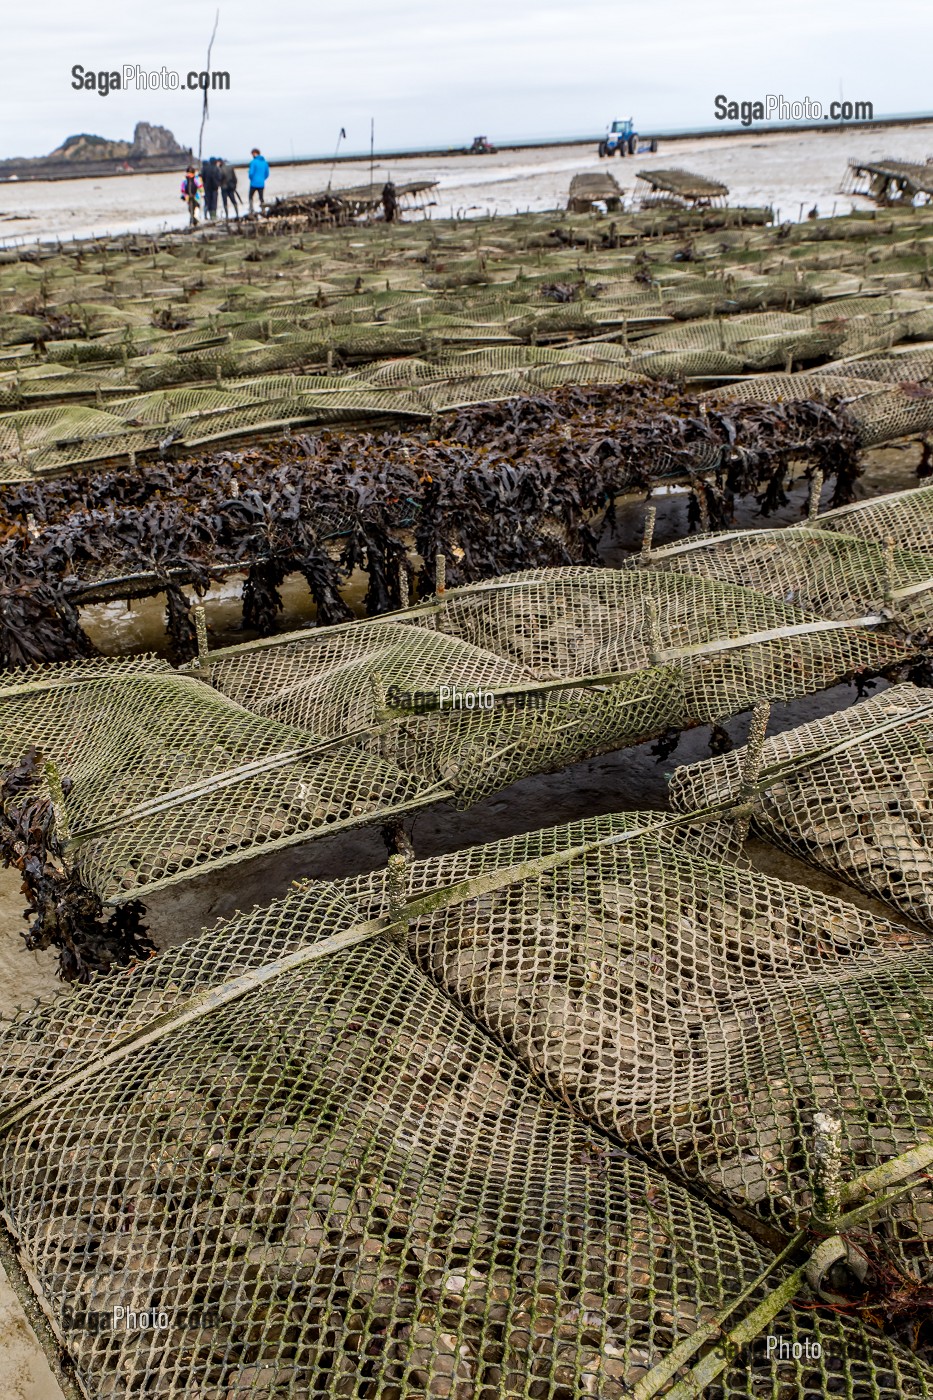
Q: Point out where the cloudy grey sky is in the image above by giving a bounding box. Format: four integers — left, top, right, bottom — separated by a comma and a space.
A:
2, 0, 930, 161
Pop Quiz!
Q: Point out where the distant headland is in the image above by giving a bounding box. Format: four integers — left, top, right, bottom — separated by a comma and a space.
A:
0, 123, 193, 182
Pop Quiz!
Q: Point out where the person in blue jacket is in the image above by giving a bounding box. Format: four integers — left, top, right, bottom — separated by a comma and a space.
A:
248, 148, 270, 213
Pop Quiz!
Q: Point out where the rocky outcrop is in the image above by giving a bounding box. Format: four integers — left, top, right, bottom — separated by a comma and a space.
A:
128, 123, 190, 158
46, 133, 133, 162
0, 125, 193, 181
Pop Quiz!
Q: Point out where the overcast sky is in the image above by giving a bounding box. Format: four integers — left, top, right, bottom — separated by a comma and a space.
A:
2, 0, 931, 162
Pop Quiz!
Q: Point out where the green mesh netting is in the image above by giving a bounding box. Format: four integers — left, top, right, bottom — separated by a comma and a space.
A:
669, 681, 933, 935
632, 526, 933, 638
817, 482, 933, 554
1, 568, 909, 904
0, 838, 931, 1398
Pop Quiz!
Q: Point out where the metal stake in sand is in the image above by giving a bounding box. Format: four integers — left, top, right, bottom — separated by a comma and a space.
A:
371, 668, 397, 763
811, 1107, 844, 1224
738, 700, 770, 801
370, 668, 387, 720
641, 504, 657, 558
734, 700, 771, 846
807, 468, 824, 522
433, 552, 448, 629
44, 760, 70, 844
194, 605, 210, 680
697, 480, 711, 536
386, 852, 409, 940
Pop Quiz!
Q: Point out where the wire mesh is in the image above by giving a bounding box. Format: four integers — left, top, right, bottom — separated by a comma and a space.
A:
0, 662, 432, 904
669, 682, 933, 934
1, 856, 932, 1398
0, 568, 909, 904
205, 568, 909, 809
632, 526, 933, 638
333, 812, 933, 1290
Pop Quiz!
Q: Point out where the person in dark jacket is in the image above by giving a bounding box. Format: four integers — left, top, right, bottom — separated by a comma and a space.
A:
248, 148, 270, 212
381, 179, 398, 223
201, 156, 221, 220
217, 159, 240, 221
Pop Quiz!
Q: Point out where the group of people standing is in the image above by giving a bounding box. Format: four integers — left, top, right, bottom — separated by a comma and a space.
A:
179, 148, 271, 227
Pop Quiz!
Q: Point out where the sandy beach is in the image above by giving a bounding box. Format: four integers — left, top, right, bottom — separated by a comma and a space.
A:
1, 121, 933, 245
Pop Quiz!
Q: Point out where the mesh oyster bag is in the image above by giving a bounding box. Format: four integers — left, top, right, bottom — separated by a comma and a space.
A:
1, 858, 932, 1398
632, 527, 933, 639
668, 683, 933, 933
0, 659, 432, 905
711, 369, 933, 447
0, 568, 910, 911
332, 811, 933, 1297
205, 567, 910, 810
816, 482, 933, 556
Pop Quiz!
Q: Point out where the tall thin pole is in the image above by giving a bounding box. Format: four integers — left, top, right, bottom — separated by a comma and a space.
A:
369, 118, 375, 194
326, 127, 346, 192
197, 9, 220, 161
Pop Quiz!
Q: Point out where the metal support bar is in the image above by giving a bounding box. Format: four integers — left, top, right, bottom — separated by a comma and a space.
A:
811, 1107, 844, 1224
807, 468, 824, 521
43, 760, 70, 843
194, 604, 209, 679
641, 504, 657, 558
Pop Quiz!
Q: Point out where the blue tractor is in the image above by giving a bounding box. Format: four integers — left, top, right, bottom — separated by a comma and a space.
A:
598, 119, 657, 157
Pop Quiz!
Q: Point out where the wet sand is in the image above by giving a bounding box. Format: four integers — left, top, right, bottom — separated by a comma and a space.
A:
2, 121, 933, 246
